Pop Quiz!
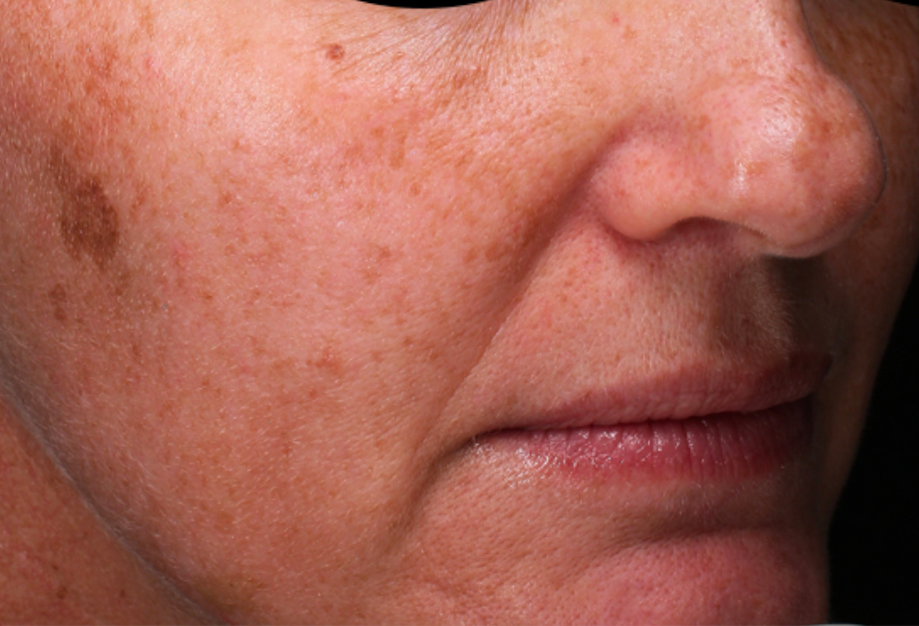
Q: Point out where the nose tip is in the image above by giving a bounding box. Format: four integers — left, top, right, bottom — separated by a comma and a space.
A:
721, 74, 887, 257
595, 67, 887, 258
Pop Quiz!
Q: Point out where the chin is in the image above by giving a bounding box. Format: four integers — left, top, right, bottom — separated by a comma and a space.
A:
391, 528, 829, 626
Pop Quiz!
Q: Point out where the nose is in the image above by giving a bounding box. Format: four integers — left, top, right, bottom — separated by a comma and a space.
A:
592, 2, 887, 258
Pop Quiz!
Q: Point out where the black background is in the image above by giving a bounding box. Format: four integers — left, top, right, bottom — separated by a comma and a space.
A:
829, 262, 919, 624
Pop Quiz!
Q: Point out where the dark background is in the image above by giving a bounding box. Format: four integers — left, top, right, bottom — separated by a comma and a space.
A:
828, 264, 919, 624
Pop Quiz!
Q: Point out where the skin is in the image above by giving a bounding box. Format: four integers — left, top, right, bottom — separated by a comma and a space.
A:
0, 0, 917, 622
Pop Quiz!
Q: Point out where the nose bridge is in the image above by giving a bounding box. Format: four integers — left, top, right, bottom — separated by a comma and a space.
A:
590, 0, 887, 258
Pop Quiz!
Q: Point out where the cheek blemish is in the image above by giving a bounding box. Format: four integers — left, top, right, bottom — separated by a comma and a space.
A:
325, 44, 345, 62
49, 283, 68, 324
50, 147, 120, 270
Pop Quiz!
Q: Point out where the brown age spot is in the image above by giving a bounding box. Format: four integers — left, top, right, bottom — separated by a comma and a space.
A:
325, 43, 345, 62
81, 40, 117, 82
49, 284, 68, 323
450, 66, 486, 92
308, 344, 345, 378
214, 509, 235, 534
389, 135, 406, 169
138, 2, 156, 38
51, 148, 119, 270
433, 65, 489, 110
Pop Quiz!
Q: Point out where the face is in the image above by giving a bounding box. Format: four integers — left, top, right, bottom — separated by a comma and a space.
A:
0, 0, 917, 622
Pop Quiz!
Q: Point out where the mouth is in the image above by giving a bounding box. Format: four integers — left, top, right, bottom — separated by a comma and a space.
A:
472, 352, 831, 484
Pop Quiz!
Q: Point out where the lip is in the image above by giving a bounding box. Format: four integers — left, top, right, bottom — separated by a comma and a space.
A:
472, 351, 831, 483
506, 351, 832, 430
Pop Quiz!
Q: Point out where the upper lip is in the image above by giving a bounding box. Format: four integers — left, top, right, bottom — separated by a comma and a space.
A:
512, 351, 832, 430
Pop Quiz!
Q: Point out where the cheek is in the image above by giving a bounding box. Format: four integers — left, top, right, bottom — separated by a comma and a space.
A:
0, 161, 443, 620
0, 27, 559, 617
803, 0, 919, 513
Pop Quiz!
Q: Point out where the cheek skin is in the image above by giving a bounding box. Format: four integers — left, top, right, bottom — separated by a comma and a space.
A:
1, 4, 568, 621
0, 0, 916, 623
803, 0, 919, 516
0, 394, 208, 623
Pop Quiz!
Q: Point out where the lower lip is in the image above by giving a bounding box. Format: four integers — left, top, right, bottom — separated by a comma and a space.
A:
476, 398, 814, 483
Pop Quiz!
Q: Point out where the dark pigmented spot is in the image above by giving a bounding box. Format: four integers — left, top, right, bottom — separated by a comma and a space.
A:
308, 344, 345, 378
49, 284, 68, 323
325, 44, 345, 62
50, 148, 119, 270
138, 3, 156, 39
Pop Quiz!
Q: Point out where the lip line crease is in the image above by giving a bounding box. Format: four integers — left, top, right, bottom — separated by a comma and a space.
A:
501, 351, 832, 431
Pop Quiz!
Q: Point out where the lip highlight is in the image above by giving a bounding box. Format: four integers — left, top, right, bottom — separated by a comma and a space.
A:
478, 397, 815, 482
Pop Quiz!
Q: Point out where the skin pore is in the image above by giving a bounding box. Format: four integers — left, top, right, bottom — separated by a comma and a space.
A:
0, 0, 917, 622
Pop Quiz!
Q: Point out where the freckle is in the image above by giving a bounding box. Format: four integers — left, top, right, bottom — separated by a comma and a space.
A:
81, 41, 116, 81
389, 146, 405, 169
362, 266, 381, 284
139, 3, 156, 38
452, 149, 473, 171
215, 509, 235, 534
310, 344, 345, 378
130, 186, 147, 220
409, 182, 421, 196
113, 268, 132, 298
450, 68, 480, 91
343, 140, 365, 164
691, 114, 711, 132
325, 44, 345, 62
484, 238, 508, 262
49, 284, 68, 323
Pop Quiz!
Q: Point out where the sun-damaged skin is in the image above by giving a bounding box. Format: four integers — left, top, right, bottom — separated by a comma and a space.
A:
0, 0, 917, 622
